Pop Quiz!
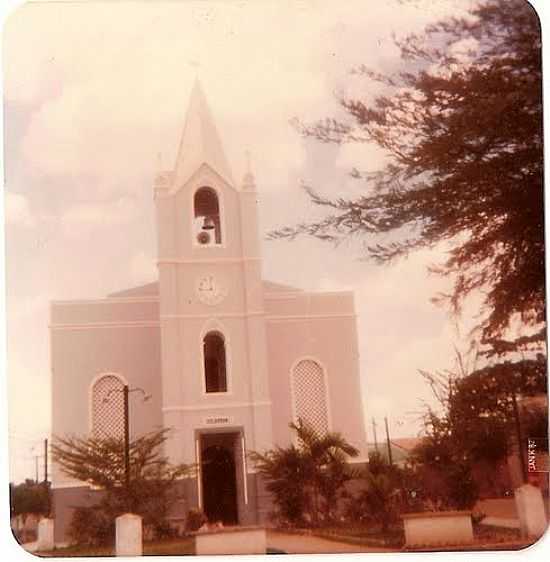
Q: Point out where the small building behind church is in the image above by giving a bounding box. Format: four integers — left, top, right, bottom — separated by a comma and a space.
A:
50, 81, 368, 543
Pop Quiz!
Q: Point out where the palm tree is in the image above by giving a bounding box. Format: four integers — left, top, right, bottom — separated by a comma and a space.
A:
251, 420, 359, 526
349, 451, 402, 532
249, 444, 311, 525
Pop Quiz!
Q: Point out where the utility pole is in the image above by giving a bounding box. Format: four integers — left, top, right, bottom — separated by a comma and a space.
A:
512, 392, 527, 483
34, 456, 39, 483
372, 418, 379, 452
44, 438, 48, 483
123, 384, 130, 491
384, 416, 393, 466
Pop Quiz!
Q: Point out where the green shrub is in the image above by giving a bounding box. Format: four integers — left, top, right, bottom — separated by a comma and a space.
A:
69, 506, 114, 546
186, 508, 207, 532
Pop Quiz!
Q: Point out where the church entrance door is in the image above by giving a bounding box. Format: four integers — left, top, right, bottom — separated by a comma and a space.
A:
200, 433, 239, 525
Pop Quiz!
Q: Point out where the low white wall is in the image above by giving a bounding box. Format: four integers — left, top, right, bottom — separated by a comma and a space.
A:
515, 484, 548, 539
403, 511, 474, 547
194, 527, 266, 555
115, 513, 143, 557
36, 518, 54, 551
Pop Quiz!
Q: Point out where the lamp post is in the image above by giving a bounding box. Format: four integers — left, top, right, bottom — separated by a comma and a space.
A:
104, 385, 151, 493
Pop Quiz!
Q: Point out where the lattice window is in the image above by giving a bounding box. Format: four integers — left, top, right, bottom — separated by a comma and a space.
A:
91, 375, 125, 439
292, 359, 329, 436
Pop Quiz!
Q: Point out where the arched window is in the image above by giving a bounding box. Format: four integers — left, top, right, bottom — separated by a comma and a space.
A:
204, 332, 227, 393
91, 374, 125, 439
194, 187, 222, 245
291, 359, 329, 436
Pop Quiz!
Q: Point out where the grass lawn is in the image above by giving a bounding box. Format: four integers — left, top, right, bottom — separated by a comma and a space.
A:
38, 537, 195, 557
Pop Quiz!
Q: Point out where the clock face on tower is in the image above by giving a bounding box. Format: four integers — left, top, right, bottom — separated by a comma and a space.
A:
195, 274, 228, 306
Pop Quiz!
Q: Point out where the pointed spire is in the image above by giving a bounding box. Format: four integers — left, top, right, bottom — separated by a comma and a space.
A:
173, 79, 234, 189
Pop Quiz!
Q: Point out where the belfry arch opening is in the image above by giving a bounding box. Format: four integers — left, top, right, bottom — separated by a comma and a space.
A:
194, 187, 222, 245
203, 331, 227, 393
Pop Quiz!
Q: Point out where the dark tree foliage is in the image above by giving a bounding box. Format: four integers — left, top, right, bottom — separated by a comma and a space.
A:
10, 479, 50, 517
52, 428, 191, 544
409, 432, 480, 510
448, 356, 548, 460
450, 357, 547, 422
411, 355, 547, 505
271, 0, 544, 356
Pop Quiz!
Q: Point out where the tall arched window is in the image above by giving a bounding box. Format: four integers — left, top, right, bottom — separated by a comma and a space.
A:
204, 332, 227, 393
91, 374, 125, 439
291, 359, 329, 436
194, 187, 222, 245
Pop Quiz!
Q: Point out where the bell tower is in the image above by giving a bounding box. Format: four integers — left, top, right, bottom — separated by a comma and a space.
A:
153, 80, 273, 522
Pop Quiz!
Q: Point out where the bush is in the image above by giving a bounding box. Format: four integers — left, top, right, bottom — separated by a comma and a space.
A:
344, 452, 403, 531
10, 480, 50, 518
186, 509, 207, 532
69, 506, 114, 546
152, 520, 180, 540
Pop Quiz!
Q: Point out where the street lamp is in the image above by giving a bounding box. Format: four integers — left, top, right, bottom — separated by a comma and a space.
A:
104, 385, 151, 491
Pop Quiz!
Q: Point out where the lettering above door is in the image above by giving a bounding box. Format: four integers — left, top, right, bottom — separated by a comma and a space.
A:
203, 415, 234, 426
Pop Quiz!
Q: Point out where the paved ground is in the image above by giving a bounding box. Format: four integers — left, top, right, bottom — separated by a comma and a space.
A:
266, 531, 395, 553
24, 535, 392, 556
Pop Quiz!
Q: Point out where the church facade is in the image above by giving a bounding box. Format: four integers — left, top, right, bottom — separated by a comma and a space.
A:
50, 81, 367, 542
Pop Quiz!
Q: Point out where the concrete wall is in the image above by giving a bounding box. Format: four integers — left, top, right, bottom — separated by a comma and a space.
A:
50, 300, 163, 487
403, 511, 474, 547
51, 486, 104, 544
265, 291, 367, 457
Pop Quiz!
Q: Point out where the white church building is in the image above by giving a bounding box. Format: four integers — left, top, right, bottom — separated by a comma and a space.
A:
50, 81, 368, 542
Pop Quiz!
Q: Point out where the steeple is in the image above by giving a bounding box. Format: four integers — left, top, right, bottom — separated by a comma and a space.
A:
173, 79, 234, 189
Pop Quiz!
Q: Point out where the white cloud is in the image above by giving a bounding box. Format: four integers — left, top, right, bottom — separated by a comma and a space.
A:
7, 0, 446, 197
60, 197, 140, 238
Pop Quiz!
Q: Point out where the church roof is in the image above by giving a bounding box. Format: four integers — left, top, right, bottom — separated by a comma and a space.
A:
172, 79, 234, 189
262, 280, 302, 293
108, 282, 160, 298
108, 279, 301, 299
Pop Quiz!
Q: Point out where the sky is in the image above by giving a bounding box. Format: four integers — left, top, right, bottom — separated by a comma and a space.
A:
1, 0, 520, 483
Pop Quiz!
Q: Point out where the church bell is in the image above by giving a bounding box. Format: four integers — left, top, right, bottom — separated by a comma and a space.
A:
202, 216, 216, 230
